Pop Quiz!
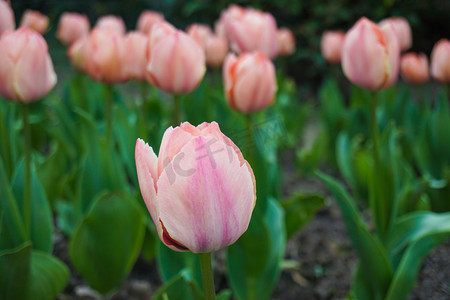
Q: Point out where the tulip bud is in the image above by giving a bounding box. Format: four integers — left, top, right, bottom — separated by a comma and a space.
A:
277, 27, 296, 56
430, 38, 450, 83
0, 28, 57, 102
137, 10, 164, 34
225, 7, 279, 59
186, 23, 213, 49
215, 4, 244, 38
20, 10, 49, 34
400, 53, 429, 84
82, 28, 127, 83
56, 12, 90, 46
0, 0, 15, 35
205, 35, 229, 68
123, 31, 149, 81
223, 51, 277, 113
146, 30, 206, 94
135, 122, 256, 253
321, 30, 345, 64
378, 17, 412, 52
95, 15, 126, 35
342, 17, 400, 90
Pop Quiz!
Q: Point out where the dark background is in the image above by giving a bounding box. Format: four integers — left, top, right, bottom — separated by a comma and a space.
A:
9, 0, 450, 91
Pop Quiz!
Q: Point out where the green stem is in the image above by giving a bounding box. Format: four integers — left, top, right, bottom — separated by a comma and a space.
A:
245, 114, 254, 165
21, 103, 31, 239
105, 85, 113, 145
173, 94, 181, 126
370, 92, 380, 163
0, 102, 12, 178
199, 252, 216, 300
139, 82, 149, 139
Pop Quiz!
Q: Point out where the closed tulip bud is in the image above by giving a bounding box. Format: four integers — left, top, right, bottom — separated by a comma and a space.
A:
186, 23, 213, 49
277, 28, 296, 56
342, 17, 400, 90
321, 30, 345, 64
0, 28, 56, 102
205, 35, 229, 68
378, 17, 412, 52
67, 36, 87, 71
430, 38, 450, 83
400, 53, 429, 84
56, 12, 90, 46
123, 31, 149, 81
225, 7, 279, 59
223, 51, 277, 113
95, 15, 126, 35
0, 1, 15, 35
82, 28, 127, 83
137, 10, 164, 34
146, 30, 206, 94
20, 10, 49, 34
135, 122, 256, 253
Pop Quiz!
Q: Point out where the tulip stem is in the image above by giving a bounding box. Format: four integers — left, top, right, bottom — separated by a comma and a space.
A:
21, 103, 31, 239
105, 85, 113, 145
245, 114, 254, 165
370, 92, 380, 162
199, 252, 216, 300
173, 94, 181, 126
139, 82, 149, 139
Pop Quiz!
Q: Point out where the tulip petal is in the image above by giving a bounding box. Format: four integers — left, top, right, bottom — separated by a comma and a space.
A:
135, 139, 159, 227
157, 135, 256, 253
0, 42, 17, 100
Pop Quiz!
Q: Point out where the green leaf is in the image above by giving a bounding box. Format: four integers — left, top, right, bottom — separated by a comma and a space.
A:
152, 269, 203, 300
316, 172, 393, 300
227, 198, 285, 300
69, 192, 145, 294
0, 100, 19, 179
281, 193, 325, 239
11, 160, 54, 253
0, 242, 69, 300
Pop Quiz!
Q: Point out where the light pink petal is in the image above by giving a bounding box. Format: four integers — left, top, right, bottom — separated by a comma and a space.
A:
157, 135, 256, 252
0, 39, 17, 100
157, 126, 193, 177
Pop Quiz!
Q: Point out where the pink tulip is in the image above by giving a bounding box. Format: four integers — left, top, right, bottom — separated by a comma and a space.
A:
95, 15, 126, 35
67, 36, 87, 71
186, 23, 213, 49
277, 28, 296, 56
56, 12, 90, 45
137, 10, 164, 34
223, 51, 277, 113
82, 28, 127, 83
123, 31, 149, 81
378, 17, 412, 52
214, 4, 245, 38
342, 17, 400, 90
0, 28, 57, 102
400, 53, 429, 84
205, 35, 229, 68
147, 21, 176, 50
135, 122, 256, 253
0, 0, 15, 35
146, 29, 206, 94
430, 38, 450, 83
321, 30, 345, 64
225, 7, 279, 59
20, 10, 49, 34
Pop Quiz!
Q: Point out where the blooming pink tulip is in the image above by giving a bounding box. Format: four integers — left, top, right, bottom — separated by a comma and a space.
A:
56, 12, 90, 45
342, 17, 400, 90
135, 122, 256, 253
95, 15, 126, 35
146, 30, 206, 94
225, 7, 279, 59
223, 51, 277, 113
0, 28, 57, 102
400, 53, 429, 84
20, 10, 49, 34
205, 36, 229, 68
67, 36, 87, 71
123, 31, 149, 81
0, 1, 15, 35
186, 23, 213, 49
137, 10, 164, 34
82, 28, 127, 83
321, 30, 345, 64
430, 38, 450, 83
277, 28, 296, 56
378, 17, 412, 52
